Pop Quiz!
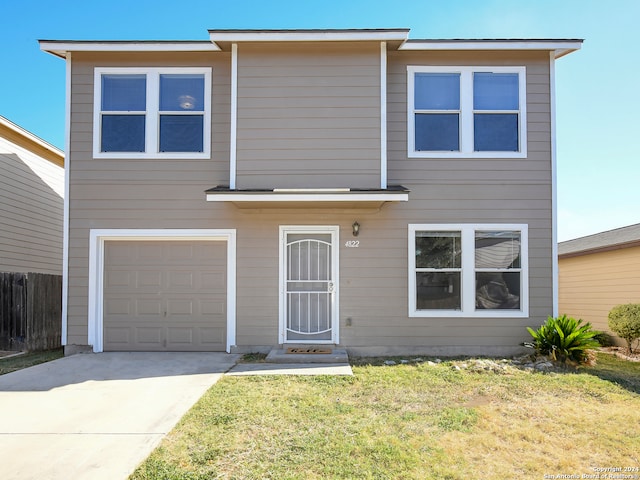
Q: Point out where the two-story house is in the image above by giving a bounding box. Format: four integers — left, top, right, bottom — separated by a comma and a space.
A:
40, 29, 581, 356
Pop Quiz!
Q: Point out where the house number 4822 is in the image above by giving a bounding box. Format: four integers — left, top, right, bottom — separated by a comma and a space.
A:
345, 240, 360, 248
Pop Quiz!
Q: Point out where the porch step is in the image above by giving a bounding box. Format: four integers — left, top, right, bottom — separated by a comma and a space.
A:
265, 347, 349, 364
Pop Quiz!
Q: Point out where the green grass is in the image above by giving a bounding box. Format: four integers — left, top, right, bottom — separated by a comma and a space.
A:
0, 348, 64, 375
130, 354, 640, 479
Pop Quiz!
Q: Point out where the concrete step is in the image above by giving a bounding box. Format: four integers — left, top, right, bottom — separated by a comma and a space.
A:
265, 347, 349, 364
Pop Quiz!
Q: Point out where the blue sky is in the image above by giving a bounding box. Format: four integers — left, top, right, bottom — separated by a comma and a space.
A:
1, 0, 638, 241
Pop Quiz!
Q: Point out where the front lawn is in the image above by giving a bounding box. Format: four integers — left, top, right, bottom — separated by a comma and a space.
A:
130, 353, 640, 479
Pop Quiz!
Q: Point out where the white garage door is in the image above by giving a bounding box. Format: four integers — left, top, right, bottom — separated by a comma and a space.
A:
103, 240, 226, 351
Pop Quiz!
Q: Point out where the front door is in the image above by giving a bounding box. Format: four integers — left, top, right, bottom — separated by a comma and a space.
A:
280, 226, 339, 344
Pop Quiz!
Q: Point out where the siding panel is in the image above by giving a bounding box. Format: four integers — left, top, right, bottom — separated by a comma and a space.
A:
236, 43, 381, 189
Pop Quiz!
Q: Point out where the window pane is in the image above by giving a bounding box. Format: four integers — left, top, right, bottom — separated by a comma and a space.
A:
416, 272, 461, 310
159, 115, 204, 152
476, 272, 520, 309
474, 113, 518, 151
415, 73, 460, 110
415, 113, 459, 151
475, 231, 521, 268
101, 115, 145, 152
416, 232, 461, 268
160, 74, 205, 111
102, 75, 146, 111
473, 73, 519, 110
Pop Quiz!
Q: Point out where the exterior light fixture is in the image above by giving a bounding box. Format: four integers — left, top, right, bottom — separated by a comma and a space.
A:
352, 221, 360, 237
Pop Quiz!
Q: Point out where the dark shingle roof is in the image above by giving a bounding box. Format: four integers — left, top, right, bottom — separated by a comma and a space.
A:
558, 223, 640, 257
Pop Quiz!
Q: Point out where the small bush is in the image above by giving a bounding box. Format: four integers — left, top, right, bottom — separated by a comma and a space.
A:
592, 330, 615, 347
608, 303, 640, 353
525, 315, 599, 364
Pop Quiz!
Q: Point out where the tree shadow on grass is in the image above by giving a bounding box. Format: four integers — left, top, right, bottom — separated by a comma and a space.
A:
579, 353, 640, 395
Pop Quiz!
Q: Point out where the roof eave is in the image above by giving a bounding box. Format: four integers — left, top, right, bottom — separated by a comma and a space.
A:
399, 39, 583, 57
208, 28, 410, 45
38, 40, 221, 58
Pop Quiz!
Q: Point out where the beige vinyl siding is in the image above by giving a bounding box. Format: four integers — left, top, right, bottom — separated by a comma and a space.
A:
65, 47, 555, 355
0, 146, 63, 275
559, 247, 640, 344
236, 42, 381, 189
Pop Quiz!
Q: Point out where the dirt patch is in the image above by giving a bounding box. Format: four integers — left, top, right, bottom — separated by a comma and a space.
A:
600, 346, 640, 362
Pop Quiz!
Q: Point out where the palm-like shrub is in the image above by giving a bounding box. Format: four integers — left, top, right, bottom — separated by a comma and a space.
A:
525, 315, 599, 364
608, 303, 640, 354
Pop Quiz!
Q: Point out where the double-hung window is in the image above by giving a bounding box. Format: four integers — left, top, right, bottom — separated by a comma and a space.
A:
94, 67, 211, 158
409, 224, 528, 317
407, 66, 526, 158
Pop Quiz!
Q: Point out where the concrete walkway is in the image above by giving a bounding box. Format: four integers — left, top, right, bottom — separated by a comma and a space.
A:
227, 362, 353, 375
0, 352, 239, 480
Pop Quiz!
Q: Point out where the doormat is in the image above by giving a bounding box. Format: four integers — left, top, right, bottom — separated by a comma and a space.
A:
286, 347, 332, 354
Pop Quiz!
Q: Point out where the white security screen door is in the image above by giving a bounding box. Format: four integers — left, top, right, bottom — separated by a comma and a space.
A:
280, 226, 339, 344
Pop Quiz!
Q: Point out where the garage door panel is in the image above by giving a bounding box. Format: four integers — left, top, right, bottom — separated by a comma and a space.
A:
103, 240, 227, 352
104, 297, 132, 316
201, 299, 225, 315
138, 271, 163, 289
200, 327, 225, 345
136, 327, 163, 345
167, 327, 193, 345
104, 327, 131, 345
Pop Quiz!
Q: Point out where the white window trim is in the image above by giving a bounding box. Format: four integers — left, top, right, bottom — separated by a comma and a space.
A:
408, 223, 529, 318
407, 66, 527, 159
93, 67, 212, 159
87, 229, 236, 352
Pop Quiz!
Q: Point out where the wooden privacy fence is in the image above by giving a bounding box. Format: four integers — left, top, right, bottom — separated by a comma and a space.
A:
0, 272, 62, 351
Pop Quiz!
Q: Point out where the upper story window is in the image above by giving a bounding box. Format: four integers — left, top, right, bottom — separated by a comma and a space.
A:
407, 66, 526, 158
408, 224, 529, 318
93, 67, 211, 159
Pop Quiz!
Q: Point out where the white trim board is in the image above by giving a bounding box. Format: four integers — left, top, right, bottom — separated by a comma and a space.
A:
380, 41, 388, 189
399, 40, 582, 58
206, 192, 409, 202
209, 29, 410, 44
61, 52, 72, 346
87, 229, 236, 353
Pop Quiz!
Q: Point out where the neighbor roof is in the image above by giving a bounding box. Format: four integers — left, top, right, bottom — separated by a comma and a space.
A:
0, 116, 64, 167
558, 223, 640, 257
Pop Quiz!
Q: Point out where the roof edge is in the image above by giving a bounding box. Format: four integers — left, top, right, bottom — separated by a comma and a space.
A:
208, 28, 410, 45
399, 39, 583, 58
0, 116, 64, 167
39, 40, 221, 57
558, 239, 640, 259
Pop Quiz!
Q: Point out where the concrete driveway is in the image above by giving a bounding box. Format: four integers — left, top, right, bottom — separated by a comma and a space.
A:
0, 352, 239, 480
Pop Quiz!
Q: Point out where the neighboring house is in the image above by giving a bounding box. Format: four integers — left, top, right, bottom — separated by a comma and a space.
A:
558, 224, 640, 345
0, 116, 64, 275
39, 29, 581, 356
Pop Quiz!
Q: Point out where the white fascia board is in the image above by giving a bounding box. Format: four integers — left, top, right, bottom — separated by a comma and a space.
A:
399, 40, 582, 58
209, 30, 409, 44
206, 192, 409, 202
39, 41, 221, 57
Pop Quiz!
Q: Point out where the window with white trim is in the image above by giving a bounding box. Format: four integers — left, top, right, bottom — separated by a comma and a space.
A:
409, 224, 528, 317
93, 67, 211, 158
407, 66, 526, 158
